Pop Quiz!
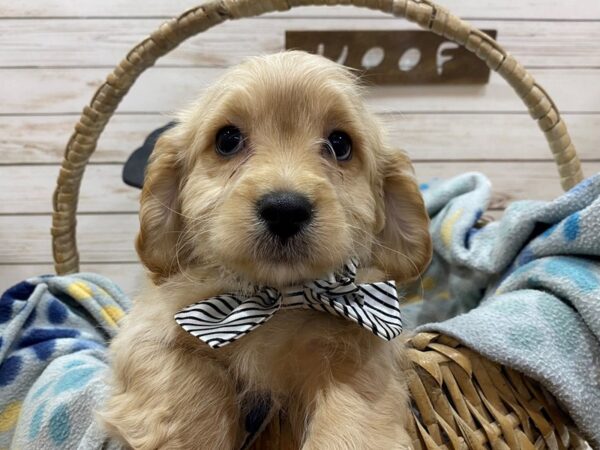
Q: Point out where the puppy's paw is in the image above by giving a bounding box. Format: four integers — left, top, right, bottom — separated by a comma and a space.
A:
101, 331, 240, 450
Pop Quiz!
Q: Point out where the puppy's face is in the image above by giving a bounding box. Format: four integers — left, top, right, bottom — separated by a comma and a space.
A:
137, 52, 431, 287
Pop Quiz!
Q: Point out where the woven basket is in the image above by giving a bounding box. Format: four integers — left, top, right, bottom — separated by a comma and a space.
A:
51, 0, 587, 448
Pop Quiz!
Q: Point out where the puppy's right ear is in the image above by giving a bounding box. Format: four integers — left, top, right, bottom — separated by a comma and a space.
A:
372, 151, 432, 282
136, 132, 185, 284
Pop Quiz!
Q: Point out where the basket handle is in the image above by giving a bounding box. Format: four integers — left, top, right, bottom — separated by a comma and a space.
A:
52, 0, 584, 274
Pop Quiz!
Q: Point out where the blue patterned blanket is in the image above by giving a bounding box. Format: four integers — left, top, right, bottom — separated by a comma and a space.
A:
0, 274, 129, 449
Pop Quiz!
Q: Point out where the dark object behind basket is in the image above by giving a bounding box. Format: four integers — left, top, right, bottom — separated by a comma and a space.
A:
122, 121, 177, 189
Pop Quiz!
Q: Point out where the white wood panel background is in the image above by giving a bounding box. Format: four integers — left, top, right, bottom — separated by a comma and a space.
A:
2, 20, 600, 68
1, 0, 599, 296
1, 0, 599, 19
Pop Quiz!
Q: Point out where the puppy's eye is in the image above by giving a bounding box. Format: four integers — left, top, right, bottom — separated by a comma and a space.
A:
325, 130, 352, 161
215, 126, 245, 156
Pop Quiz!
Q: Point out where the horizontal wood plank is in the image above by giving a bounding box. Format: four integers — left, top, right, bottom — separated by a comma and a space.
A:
2, 19, 599, 68
0, 263, 145, 297
0, 165, 140, 213
2, 68, 600, 115
0, 114, 166, 163
0, 214, 139, 263
2, 160, 597, 216
2, 113, 599, 164
1, 1, 598, 20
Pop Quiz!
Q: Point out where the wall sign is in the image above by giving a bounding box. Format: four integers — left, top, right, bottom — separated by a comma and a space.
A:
285, 30, 497, 85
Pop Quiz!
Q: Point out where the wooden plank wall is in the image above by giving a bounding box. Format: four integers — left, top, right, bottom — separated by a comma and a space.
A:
1, 0, 599, 296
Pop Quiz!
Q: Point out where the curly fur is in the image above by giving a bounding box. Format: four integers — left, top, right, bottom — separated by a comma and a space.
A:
100, 51, 432, 450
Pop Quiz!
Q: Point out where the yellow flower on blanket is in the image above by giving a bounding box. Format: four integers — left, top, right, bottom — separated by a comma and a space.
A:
422, 276, 436, 291
441, 208, 463, 248
66, 281, 94, 302
0, 401, 21, 433
437, 291, 451, 300
404, 294, 422, 303
100, 306, 125, 326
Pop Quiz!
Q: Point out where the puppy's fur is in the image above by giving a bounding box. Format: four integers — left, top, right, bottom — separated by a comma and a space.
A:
101, 51, 432, 449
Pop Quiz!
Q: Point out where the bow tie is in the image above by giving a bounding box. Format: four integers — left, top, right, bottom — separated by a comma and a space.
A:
174, 259, 402, 349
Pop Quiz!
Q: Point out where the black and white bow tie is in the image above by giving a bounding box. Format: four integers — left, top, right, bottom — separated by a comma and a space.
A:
174, 259, 402, 349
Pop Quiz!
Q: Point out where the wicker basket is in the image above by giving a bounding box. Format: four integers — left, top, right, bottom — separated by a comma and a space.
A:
51, 0, 587, 448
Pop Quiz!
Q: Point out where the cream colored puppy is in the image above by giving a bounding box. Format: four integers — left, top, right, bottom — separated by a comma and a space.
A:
101, 51, 432, 450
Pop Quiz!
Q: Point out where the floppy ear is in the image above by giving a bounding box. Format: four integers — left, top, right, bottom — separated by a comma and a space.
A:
136, 132, 188, 284
373, 151, 432, 282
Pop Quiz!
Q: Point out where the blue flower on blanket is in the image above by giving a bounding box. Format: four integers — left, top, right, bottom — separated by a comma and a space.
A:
464, 209, 484, 249
29, 400, 47, 440
47, 299, 68, 324
53, 366, 98, 395
0, 281, 36, 324
17, 328, 80, 361
500, 247, 537, 284
562, 212, 580, 242
31, 359, 100, 396
48, 404, 71, 445
545, 258, 599, 293
26, 359, 100, 443
28, 402, 73, 445
540, 223, 558, 239
516, 247, 536, 267
496, 257, 545, 294
565, 176, 595, 197
0, 355, 23, 387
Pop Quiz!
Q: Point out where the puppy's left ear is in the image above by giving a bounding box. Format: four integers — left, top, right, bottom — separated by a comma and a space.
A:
136, 131, 189, 284
373, 151, 432, 282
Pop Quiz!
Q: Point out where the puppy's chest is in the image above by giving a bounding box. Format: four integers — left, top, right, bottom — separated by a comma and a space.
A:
226, 309, 364, 388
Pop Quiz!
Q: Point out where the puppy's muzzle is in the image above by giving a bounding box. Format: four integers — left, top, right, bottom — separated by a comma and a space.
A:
257, 191, 313, 241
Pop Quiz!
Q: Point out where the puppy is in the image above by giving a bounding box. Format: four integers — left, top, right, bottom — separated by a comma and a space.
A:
101, 51, 432, 450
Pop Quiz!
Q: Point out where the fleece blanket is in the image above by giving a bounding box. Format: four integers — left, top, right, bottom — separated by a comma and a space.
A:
402, 172, 600, 448
0, 274, 129, 450
1, 173, 599, 449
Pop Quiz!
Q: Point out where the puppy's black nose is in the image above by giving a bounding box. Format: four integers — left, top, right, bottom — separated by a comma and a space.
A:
257, 191, 313, 240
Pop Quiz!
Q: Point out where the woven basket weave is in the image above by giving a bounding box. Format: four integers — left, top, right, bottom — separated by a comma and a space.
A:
51, 0, 587, 448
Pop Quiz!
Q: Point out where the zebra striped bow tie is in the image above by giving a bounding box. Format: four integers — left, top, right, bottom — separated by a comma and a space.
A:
174, 259, 402, 349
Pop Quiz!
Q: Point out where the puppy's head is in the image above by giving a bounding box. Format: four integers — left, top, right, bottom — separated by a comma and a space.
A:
137, 51, 431, 286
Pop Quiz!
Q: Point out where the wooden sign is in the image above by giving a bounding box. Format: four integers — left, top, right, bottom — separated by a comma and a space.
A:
285, 30, 497, 85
